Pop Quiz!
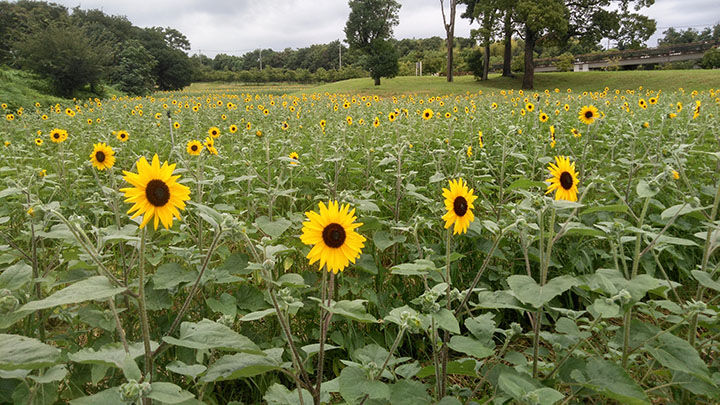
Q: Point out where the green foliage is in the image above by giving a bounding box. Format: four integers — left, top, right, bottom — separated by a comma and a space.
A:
701, 48, 720, 69
366, 39, 399, 85
344, 0, 401, 52
14, 21, 109, 97
464, 48, 484, 79
109, 41, 157, 96
553, 52, 574, 72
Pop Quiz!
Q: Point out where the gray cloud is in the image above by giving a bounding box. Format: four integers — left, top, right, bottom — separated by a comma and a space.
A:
43, 0, 720, 56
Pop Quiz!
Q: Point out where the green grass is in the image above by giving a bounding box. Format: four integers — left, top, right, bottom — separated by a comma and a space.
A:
0, 67, 65, 109
183, 81, 316, 96
297, 70, 720, 96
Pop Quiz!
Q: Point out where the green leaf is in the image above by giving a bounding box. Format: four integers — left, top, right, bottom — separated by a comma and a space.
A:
146, 382, 196, 404
277, 273, 306, 288
391, 259, 437, 276
636, 180, 658, 198
27, 365, 67, 384
200, 352, 281, 382
239, 308, 276, 322
162, 319, 260, 352
121, 355, 142, 382
580, 204, 628, 216
322, 300, 377, 323
339, 366, 390, 404
588, 298, 620, 318
507, 275, 577, 309
660, 204, 709, 220
448, 336, 494, 359
166, 361, 207, 378
373, 230, 405, 252
417, 359, 477, 378
256, 216, 292, 239
264, 383, 315, 405
584, 359, 650, 404
498, 371, 542, 399
0, 334, 61, 370
68, 387, 126, 405
431, 308, 460, 334
389, 380, 432, 405
529, 388, 565, 405
69, 341, 158, 368
0, 262, 32, 290
153, 263, 196, 290
506, 179, 547, 192
206, 293, 237, 317
692, 270, 720, 292
18, 276, 126, 312
644, 330, 713, 384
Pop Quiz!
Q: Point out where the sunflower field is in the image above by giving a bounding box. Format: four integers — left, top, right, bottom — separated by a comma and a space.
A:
1, 86, 719, 404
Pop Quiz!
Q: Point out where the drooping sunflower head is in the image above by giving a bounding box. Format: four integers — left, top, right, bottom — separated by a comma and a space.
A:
120, 154, 191, 230
187, 140, 203, 156
300, 201, 366, 274
578, 105, 599, 125
208, 126, 221, 138
441, 178, 478, 235
546, 155, 579, 202
89, 143, 115, 170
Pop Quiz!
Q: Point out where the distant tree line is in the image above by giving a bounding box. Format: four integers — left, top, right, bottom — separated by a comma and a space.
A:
0, 0, 193, 96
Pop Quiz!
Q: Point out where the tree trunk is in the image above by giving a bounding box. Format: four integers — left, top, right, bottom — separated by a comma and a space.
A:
374, 76, 381, 86
522, 26, 535, 90
483, 41, 490, 80
502, 11, 513, 77
446, 32, 454, 82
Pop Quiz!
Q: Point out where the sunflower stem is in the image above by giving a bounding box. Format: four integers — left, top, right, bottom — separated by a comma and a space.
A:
358, 326, 406, 405
136, 229, 153, 382
269, 284, 313, 392
689, 176, 720, 347
439, 228, 452, 398
314, 271, 334, 403
533, 207, 555, 378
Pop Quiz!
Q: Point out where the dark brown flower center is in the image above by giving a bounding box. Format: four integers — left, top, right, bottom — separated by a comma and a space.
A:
453, 196, 468, 217
53, 133, 60, 139
191, 145, 198, 151
146, 179, 170, 207
585, 110, 593, 119
95, 151, 106, 162
560, 172, 574, 190
212, 130, 217, 135
322, 223, 346, 248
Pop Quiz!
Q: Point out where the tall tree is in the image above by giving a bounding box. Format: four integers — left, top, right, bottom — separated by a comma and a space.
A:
515, 0, 567, 89
440, 0, 457, 81
344, 0, 401, 85
462, 0, 500, 80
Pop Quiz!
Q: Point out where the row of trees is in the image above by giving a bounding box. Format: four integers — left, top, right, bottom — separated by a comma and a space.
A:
0, 1, 193, 96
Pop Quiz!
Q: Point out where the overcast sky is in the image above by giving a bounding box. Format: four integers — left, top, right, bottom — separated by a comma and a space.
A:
44, 0, 720, 57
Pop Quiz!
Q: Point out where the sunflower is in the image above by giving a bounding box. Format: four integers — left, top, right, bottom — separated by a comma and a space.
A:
289, 151, 299, 165
173, 122, 180, 129
563, 104, 570, 111
256, 130, 263, 137
444, 112, 451, 119
5, 114, 13, 121
35, 138, 43, 146
281, 121, 289, 130
578, 105, 599, 125
672, 170, 680, 180
65, 108, 75, 117
546, 156, 580, 202
319, 119, 326, 128
246, 122, 252, 131
229, 124, 238, 133
300, 201, 366, 274
206, 145, 218, 155
466, 145, 472, 157
208, 127, 221, 138
155, 112, 162, 119
676, 102, 683, 112
571, 128, 581, 138
638, 99, 647, 109
388, 112, 397, 122
120, 154, 191, 230
117, 130, 129, 142
539, 112, 549, 123
491, 102, 498, 109
441, 178, 478, 235
41, 114, 48, 120
346, 116, 353, 126
373, 117, 380, 128
49, 128, 68, 143
526, 102, 535, 112
89, 143, 115, 170
422, 108, 434, 120
648, 97, 658, 105
187, 140, 203, 156
478, 131, 484, 148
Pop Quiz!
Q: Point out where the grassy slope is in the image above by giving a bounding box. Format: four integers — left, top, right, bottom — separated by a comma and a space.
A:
0, 67, 65, 109
297, 70, 720, 96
